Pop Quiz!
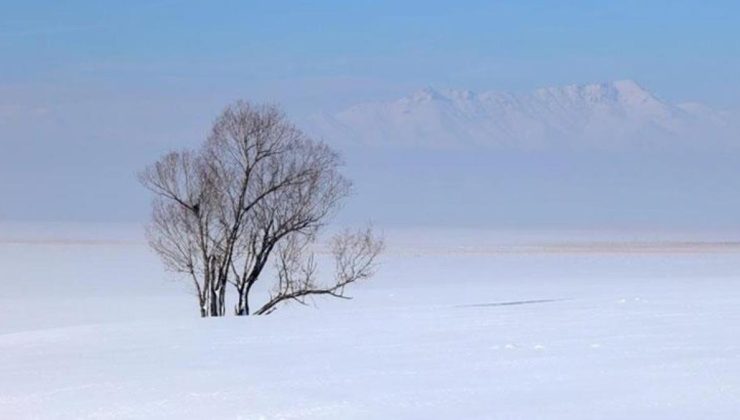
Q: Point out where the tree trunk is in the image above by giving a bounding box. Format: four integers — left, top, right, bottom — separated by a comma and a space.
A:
235, 268, 261, 316
235, 285, 250, 316
208, 287, 219, 317
199, 295, 207, 318
218, 286, 226, 316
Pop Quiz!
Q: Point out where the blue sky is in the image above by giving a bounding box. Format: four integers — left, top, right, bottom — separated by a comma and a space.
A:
3, 0, 740, 112
1, 1, 739, 225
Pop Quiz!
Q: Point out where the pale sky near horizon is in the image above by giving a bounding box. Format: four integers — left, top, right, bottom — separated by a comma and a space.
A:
2, 1, 740, 227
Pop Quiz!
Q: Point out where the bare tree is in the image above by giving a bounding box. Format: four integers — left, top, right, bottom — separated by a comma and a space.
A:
139, 151, 225, 317
140, 101, 383, 317
255, 227, 384, 315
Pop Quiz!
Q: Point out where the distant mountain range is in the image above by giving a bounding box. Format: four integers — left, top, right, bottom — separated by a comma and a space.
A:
307, 80, 736, 150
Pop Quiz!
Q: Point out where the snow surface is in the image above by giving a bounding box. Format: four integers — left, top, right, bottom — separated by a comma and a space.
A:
2, 224, 740, 418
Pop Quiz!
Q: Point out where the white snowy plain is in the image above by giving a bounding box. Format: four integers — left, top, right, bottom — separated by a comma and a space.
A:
1, 223, 740, 419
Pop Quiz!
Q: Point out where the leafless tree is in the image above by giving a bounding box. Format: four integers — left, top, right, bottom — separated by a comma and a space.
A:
140, 101, 383, 317
139, 151, 224, 317
255, 227, 384, 315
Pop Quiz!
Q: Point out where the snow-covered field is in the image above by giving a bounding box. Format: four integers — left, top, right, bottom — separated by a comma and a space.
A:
2, 223, 740, 419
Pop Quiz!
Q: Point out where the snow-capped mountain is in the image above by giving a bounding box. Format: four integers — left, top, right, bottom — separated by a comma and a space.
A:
307, 80, 733, 149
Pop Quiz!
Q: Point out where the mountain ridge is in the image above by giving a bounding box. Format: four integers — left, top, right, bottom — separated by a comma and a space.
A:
306, 80, 735, 150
